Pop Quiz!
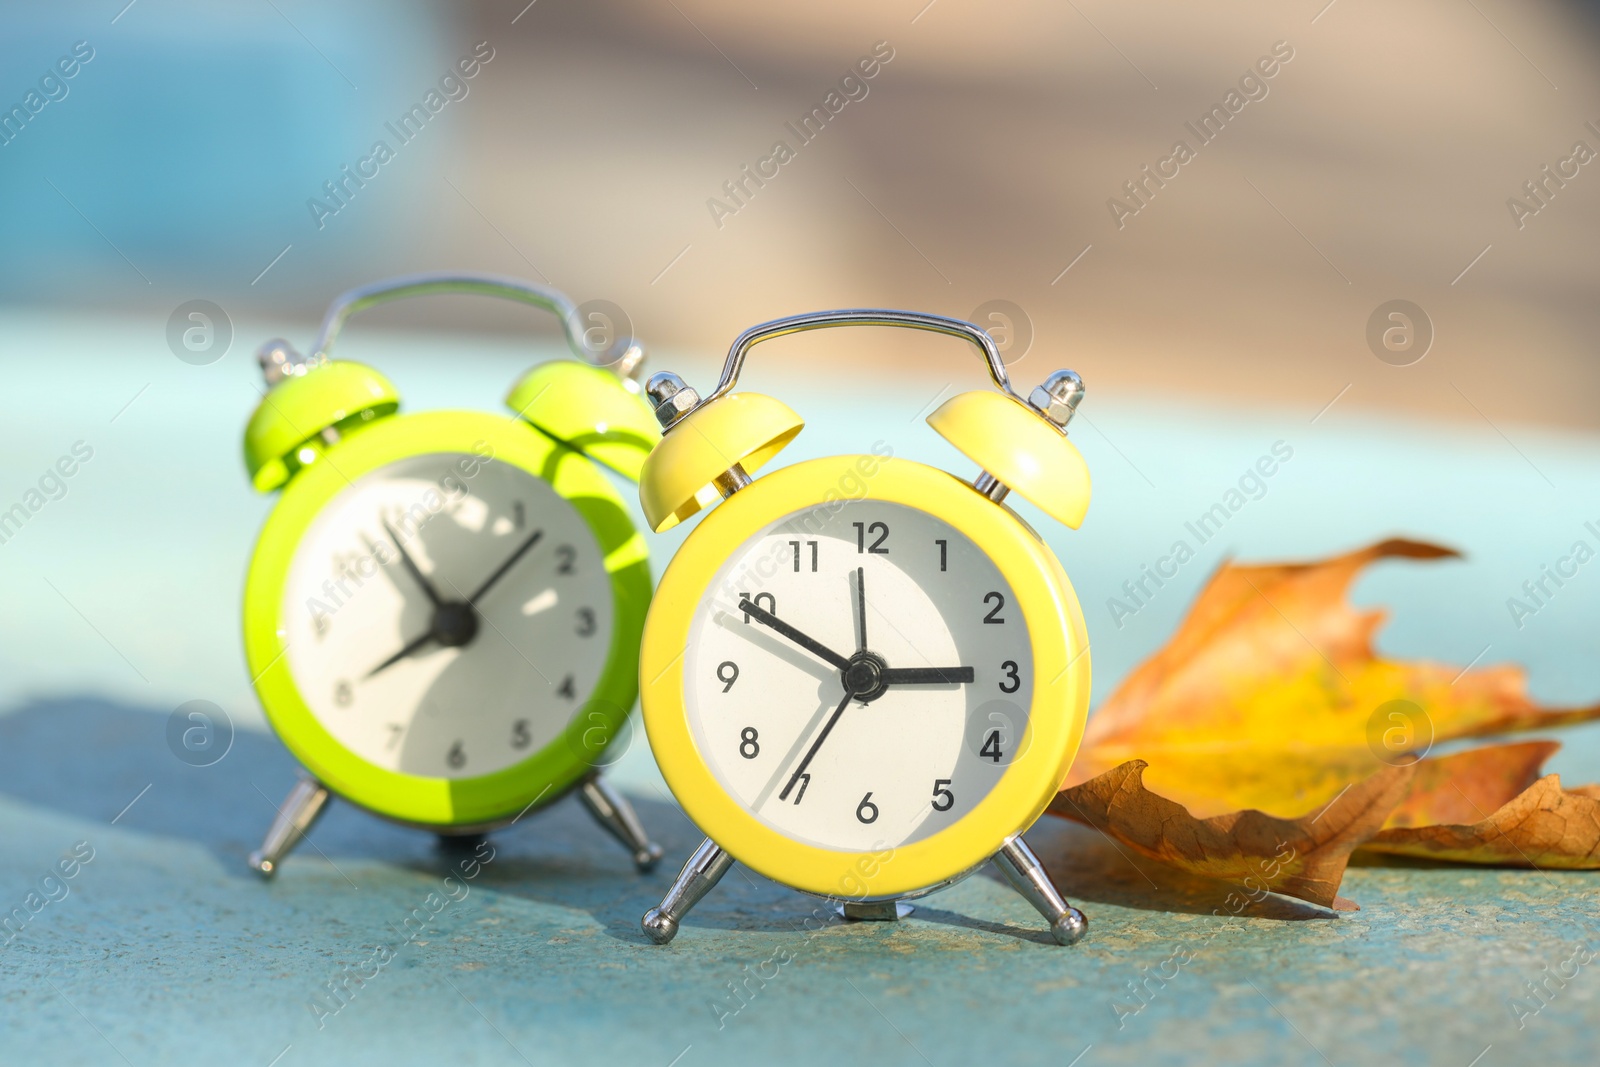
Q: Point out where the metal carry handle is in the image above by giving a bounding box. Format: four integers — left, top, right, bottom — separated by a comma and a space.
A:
309, 271, 644, 378
705, 309, 1017, 404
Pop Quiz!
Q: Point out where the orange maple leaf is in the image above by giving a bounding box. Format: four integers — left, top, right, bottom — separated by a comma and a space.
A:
1052, 539, 1600, 908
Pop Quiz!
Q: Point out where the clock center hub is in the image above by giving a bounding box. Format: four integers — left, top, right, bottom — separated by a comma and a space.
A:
843, 650, 889, 704
432, 601, 480, 648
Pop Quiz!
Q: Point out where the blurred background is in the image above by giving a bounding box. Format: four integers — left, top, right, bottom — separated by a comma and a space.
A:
2, 5, 1600, 1062
0, 0, 1597, 729
4, 0, 1600, 417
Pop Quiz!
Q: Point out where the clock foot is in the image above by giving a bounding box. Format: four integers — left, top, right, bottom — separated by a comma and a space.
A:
837, 900, 913, 922
993, 834, 1087, 946
641, 837, 731, 944
248, 775, 331, 879
436, 832, 488, 855
578, 776, 663, 873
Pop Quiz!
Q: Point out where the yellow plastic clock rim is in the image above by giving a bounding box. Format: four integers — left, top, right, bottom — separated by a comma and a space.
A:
640, 455, 1090, 899
243, 409, 651, 828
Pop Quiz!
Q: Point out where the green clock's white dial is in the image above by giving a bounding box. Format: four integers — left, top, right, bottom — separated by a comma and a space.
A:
684, 500, 1032, 852
281, 452, 614, 779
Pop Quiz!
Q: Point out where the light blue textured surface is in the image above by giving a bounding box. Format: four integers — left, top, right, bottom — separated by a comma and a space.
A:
0, 312, 1596, 1066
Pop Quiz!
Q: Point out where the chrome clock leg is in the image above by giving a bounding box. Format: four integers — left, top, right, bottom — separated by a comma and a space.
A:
248, 775, 331, 878
641, 837, 732, 944
993, 834, 1087, 946
578, 775, 663, 873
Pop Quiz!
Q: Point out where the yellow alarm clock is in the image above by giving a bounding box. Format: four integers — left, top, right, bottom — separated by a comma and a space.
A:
241, 273, 661, 877
634, 310, 1093, 945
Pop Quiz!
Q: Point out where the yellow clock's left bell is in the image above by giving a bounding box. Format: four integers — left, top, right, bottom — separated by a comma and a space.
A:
240, 273, 663, 878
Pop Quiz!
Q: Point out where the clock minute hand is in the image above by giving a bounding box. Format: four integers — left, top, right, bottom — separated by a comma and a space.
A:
381, 521, 443, 606
778, 685, 857, 802
879, 666, 976, 684
736, 598, 850, 671
466, 529, 544, 606
853, 567, 867, 652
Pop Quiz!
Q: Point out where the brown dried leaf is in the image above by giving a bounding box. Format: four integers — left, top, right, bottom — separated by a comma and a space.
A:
1068, 539, 1600, 817
1367, 744, 1600, 867
1052, 538, 1600, 902
1050, 760, 1416, 910
1380, 741, 1558, 829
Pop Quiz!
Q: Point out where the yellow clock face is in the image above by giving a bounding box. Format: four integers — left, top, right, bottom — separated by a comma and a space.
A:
641, 455, 1090, 899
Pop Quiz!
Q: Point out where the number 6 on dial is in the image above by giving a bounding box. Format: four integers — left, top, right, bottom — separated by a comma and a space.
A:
634, 309, 1094, 946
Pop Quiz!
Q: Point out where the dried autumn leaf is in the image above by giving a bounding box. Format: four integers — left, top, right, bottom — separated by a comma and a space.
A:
1367, 742, 1600, 868
1379, 741, 1558, 829
1050, 760, 1415, 910
1051, 538, 1600, 901
1068, 539, 1600, 817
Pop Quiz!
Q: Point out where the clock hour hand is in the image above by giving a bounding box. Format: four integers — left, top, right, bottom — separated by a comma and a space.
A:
778, 685, 857, 802
364, 629, 437, 678
466, 528, 544, 606
879, 666, 975, 684
737, 598, 850, 671
381, 520, 443, 606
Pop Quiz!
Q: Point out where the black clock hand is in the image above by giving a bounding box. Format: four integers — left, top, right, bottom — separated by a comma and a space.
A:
367, 520, 525, 677
879, 666, 976, 684
778, 685, 857, 802
853, 566, 867, 652
381, 520, 443, 606
364, 629, 437, 678
466, 529, 544, 606
737, 598, 850, 671
851, 568, 972, 684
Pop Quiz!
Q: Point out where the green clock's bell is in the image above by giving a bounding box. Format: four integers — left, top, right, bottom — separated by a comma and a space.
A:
243, 345, 399, 492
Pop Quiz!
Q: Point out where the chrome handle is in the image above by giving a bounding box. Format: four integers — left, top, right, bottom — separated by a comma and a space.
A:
308, 271, 643, 377
705, 309, 1016, 404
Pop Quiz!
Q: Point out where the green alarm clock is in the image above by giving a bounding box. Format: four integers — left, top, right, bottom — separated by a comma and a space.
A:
241, 273, 663, 877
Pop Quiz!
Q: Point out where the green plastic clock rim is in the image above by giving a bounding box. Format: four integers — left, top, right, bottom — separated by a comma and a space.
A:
243, 408, 651, 828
